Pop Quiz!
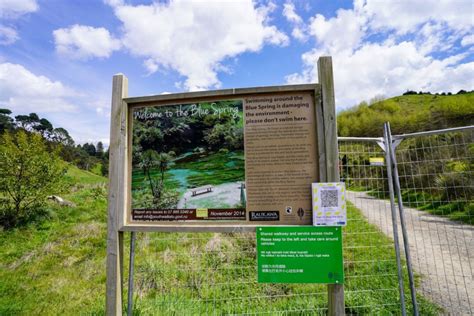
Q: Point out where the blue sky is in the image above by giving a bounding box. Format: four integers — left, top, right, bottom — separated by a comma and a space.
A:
1, 0, 473, 144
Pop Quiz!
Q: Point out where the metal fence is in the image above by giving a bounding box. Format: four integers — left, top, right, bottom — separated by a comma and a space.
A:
125, 125, 473, 315
339, 125, 473, 315
127, 146, 408, 315
391, 126, 473, 315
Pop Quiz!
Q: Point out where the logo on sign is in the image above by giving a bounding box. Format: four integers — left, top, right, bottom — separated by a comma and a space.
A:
249, 211, 280, 221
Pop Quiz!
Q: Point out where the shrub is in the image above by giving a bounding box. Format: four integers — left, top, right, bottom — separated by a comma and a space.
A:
0, 131, 67, 228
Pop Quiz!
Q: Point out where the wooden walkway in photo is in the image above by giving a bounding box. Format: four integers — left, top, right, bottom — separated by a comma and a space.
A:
191, 185, 213, 196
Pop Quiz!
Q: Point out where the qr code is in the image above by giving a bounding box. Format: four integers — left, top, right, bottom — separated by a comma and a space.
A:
321, 189, 338, 207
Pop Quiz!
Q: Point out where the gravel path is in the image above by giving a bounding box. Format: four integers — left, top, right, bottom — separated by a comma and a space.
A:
347, 191, 473, 315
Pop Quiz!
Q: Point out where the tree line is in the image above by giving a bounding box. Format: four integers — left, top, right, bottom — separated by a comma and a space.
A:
0, 108, 108, 175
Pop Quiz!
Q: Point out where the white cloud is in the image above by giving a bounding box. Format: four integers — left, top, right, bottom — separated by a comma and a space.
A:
0, 0, 38, 44
357, 0, 473, 35
461, 34, 474, 47
0, 0, 37, 19
0, 25, 18, 45
0, 62, 76, 113
53, 25, 121, 60
309, 9, 367, 53
283, 1, 302, 24
286, 0, 474, 108
106, 0, 288, 90
283, 1, 308, 41
288, 43, 474, 107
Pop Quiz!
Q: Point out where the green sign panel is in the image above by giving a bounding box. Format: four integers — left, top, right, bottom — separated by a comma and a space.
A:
257, 226, 344, 283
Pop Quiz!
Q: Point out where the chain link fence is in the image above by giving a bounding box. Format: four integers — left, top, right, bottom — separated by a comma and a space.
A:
125, 126, 472, 315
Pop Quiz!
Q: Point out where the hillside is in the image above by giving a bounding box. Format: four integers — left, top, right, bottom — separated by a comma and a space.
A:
338, 92, 474, 137
65, 164, 106, 185
0, 167, 107, 313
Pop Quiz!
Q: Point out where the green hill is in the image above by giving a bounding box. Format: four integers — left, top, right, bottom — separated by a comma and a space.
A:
65, 164, 106, 186
338, 92, 474, 137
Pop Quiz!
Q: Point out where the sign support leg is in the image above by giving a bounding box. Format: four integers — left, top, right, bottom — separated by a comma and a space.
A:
106, 230, 124, 315
106, 73, 129, 315
318, 56, 345, 315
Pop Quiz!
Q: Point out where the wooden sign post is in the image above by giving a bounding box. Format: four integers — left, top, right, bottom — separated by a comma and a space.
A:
105, 56, 344, 315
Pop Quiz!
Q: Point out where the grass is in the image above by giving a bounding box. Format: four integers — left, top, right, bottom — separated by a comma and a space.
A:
366, 189, 474, 225
65, 164, 107, 186
0, 168, 108, 314
90, 162, 104, 176
0, 161, 441, 316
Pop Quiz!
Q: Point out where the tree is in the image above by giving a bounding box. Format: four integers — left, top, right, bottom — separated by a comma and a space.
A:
51, 127, 74, 147
139, 149, 160, 198
0, 108, 14, 133
96, 141, 104, 158
157, 152, 173, 183
83, 142, 96, 156
0, 130, 67, 228
34, 118, 53, 138
15, 113, 40, 131
138, 150, 174, 202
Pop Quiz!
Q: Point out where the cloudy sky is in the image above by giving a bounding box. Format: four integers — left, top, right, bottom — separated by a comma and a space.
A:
1, 0, 473, 144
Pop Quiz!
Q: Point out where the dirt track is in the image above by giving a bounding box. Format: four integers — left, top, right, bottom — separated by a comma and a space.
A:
347, 191, 473, 315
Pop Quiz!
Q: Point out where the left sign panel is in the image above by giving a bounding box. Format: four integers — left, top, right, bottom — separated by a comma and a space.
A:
130, 99, 247, 222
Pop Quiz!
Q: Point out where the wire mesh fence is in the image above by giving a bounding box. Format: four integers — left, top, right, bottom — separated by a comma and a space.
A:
338, 138, 432, 315
339, 126, 474, 315
392, 127, 473, 315
129, 232, 330, 315
125, 126, 472, 315
127, 139, 418, 315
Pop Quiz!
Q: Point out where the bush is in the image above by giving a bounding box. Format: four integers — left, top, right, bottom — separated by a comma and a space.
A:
0, 131, 67, 228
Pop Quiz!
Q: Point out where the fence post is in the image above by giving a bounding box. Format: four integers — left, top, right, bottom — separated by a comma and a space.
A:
106, 74, 128, 315
127, 232, 136, 316
318, 56, 345, 315
384, 122, 407, 315
387, 123, 419, 315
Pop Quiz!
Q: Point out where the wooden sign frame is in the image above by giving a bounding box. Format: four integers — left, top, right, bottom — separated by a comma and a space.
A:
106, 56, 344, 315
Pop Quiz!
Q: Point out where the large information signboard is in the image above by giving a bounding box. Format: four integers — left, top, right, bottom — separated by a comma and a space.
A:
126, 87, 321, 228
106, 57, 341, 314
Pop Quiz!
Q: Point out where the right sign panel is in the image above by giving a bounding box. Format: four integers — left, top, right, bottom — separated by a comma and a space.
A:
244, 92, 318, 225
